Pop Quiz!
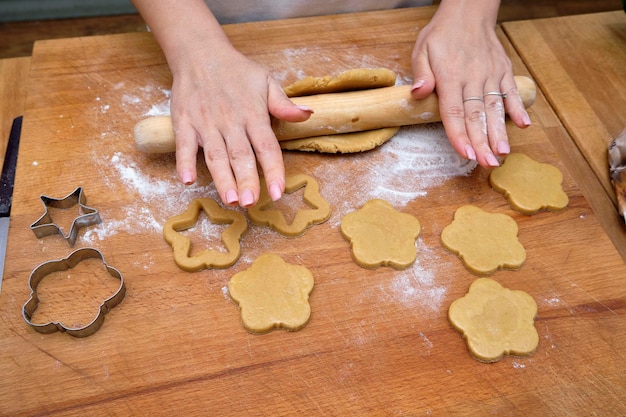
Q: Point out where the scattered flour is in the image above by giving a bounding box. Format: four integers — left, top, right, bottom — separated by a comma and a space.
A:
88, 67, 474, 323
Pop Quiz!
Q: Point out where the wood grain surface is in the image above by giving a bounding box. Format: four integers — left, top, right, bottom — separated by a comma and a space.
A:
1, 7, 625, 416
0, 56, 30, 167
503, 11, 626, 260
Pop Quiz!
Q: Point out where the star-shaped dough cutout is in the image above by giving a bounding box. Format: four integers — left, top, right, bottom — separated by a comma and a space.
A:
441, 205, 526, 275
489, 153, 569, 214
163, 198, 248, 271
448, 278, 539, 363
340, 199, 421, 269
228, 254, 314, 333
248, 174, 331, 237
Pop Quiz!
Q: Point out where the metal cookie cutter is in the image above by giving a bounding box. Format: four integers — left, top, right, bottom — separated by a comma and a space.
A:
23, 248, 126, 337
30, 187, 101, 246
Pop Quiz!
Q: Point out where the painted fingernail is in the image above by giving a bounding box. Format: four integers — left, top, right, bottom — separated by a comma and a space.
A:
225, 189, 239, 205
497, 140, 510, 155
269, 182, 283, 201
411, 79, 425, 92
296, 105, 314, 113
240, 189, 255, 207
522, 112, 532, 126
486, 153, 500, 167
465, 144, 477, 161
181, 171, 194, 185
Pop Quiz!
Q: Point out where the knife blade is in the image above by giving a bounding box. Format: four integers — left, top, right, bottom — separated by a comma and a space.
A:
0, 116, 23, 292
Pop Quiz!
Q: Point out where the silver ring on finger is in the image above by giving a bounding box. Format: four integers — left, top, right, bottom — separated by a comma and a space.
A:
462, 96, 484, 103
483, 91, 507, 99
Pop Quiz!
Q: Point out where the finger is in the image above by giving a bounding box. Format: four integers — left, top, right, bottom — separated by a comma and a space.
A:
437, 83, 477, 163
173, 120, 199, 186
462, 94, 499, 168
247, 120, 285, 202
482, 88, 510, 156
501, 74, 532, 129
410, 44, 436, 99
200, 127, 241, 207
267, 78, 313, 122
221, 126, 260, 208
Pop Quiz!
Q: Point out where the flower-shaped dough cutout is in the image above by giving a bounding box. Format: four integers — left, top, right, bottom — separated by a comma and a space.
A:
448, 278, 539, 363
441, 205, 526, 275
228, 254, 314, 334
489, 153, 569, 214
248, 173, 331, 237
163, 198, 248, 271
340, 199, 421, 269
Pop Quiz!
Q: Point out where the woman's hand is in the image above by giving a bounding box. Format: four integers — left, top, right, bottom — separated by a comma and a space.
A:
411, 0, 531, 168
170, 44, 311, 207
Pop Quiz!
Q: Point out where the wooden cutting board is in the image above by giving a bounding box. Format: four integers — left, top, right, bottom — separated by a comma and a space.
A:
1, 7, 625, 415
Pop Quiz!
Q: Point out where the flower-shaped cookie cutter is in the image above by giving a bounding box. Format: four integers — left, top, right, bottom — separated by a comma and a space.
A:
163, 198, 248, 271
30, 186, 101, 246
23, 248, 126, 338
248, 174, 331, 237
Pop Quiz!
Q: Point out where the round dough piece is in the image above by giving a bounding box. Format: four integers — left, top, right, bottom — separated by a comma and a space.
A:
280, 68, 399, 153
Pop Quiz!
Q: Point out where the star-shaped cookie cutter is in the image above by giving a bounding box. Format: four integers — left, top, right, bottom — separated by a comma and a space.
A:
22, 247, 126, 337
30, 187, 101, 246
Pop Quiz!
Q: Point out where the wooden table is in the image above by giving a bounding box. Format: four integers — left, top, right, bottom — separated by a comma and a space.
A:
504, 10, 626, 260
1, 7, 625, 415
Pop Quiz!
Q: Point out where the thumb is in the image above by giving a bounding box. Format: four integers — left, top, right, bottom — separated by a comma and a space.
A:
410, 48, 436, 100
267, 78, 313, 122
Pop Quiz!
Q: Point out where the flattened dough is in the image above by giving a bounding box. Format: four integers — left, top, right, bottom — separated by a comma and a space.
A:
248, 174, 331, 237
340, 199, 421, 269
163, 198, 248, 271
441, 205, 526, 275
228, 254, 314, 334
280, 68, 399, 153
280, 127, 400, 153
448, 278, 539, 363
283, 68, 397, 97
489, 153, 569, 214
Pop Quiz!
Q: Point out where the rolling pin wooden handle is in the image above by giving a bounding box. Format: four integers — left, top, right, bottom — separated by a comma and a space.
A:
134, 75, 536, 154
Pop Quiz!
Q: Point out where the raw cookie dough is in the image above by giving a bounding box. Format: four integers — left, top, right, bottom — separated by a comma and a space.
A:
248, 173, 331, 237
448, 278, 539, 363
340, 199, 421, 269
228, 253, 314, 334
280, 68, 399, 153
163, 198, 248, 271
283, 68, 397, 97
279, 127, 400, 154
441, 205, 526, 275
489, 153, 569, 214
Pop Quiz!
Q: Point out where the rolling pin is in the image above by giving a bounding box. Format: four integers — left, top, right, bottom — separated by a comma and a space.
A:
134, 75, 536, 153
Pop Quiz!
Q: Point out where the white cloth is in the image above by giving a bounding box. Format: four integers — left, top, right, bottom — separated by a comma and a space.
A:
205, 0, 432, 24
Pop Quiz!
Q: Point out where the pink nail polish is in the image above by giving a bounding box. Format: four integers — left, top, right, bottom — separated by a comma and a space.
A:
296, 105, 314, 113
486, 153, 500, 167
497, 141, 510, 155
240, 190, 255, 207
411, 79, 425, 92
225, 189, 238, 205
269, 182, 282, 201
465, 144, 477, 161
181, 171, 194, 185
522, 112, 532, 126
